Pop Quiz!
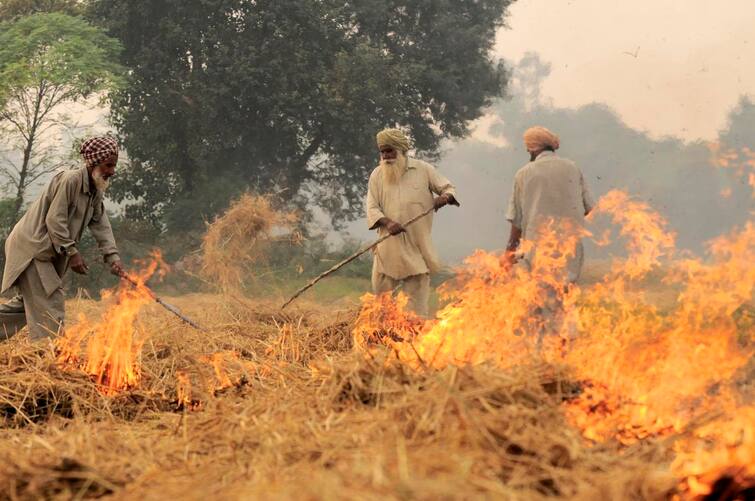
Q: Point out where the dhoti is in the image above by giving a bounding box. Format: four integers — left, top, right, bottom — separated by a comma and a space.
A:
371, 269, 431, 318
0, 260, 64, 341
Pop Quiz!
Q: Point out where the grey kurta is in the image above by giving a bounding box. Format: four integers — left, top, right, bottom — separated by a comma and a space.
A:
506, 151, 594, 282
366, 158, 457, 280
2, 165, 119, 340
2, 165, 120, 297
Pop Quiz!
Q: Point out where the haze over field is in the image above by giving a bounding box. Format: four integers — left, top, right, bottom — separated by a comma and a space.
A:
344, 0, 755, 262
3, 1, 754, 263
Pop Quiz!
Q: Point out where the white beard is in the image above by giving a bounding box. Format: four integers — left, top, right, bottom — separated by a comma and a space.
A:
381, 153, 408, 185
92, 169, 110, 192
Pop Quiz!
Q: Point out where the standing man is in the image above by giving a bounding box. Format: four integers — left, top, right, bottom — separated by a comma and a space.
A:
0, 136, 124, 341
505, 126, 594, 283
365, 128, 459, 318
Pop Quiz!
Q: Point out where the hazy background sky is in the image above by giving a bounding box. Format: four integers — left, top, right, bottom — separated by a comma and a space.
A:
344, 0, 755, 263
10, 1, 754, 266
487, 0, 755, 142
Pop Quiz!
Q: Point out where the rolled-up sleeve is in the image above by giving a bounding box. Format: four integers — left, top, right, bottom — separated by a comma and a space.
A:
45, 174, 77, 254
88, 201, 120, 263
428, 165, 458, 203
506, 174, 522, 228
366, 171, 385, 230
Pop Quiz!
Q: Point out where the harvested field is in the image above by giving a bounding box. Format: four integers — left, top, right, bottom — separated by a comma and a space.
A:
0, 296, 671, 500
0, 189, 752, 501
0, 290, 751, 500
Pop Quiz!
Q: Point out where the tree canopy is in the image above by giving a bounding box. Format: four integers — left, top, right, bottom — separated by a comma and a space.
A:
0, 12, 122, 219
0, 0, 84, 22
88, 0, 513, 230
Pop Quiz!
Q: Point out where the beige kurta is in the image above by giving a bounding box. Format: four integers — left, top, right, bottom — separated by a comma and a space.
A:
2, 165, 120, 296
371, 271, 431, 318
366, 158, 457, 280
506, 151, 594, 282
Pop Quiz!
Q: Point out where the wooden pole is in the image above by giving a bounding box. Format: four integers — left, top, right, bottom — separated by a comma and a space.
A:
281, 206, 436, 310
119, 273, 206, 331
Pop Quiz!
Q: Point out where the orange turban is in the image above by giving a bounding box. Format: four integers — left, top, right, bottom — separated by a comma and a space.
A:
523, 126, 560, 151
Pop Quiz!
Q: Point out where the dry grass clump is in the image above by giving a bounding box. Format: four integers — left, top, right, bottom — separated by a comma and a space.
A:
0, 294, 721, 500
310, 352, 675, 500
0, 342, 178, 428
199, 193, 298, 292
0, 344, 98, 427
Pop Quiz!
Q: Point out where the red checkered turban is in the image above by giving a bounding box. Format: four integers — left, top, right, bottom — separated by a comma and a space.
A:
79, 136, 119, 168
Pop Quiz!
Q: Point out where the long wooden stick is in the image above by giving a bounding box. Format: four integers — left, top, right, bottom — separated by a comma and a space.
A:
119, 273, 206, 331
281, 206, 436, 309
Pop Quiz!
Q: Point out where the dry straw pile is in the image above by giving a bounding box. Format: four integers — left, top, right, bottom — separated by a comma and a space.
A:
200, 193, 298, 292
0, 294, 696, 500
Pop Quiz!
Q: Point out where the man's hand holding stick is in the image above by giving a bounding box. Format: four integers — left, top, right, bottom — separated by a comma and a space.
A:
281, 194, 457, 310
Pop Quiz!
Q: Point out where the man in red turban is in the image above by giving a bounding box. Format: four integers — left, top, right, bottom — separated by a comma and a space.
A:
0, 136, 124, 341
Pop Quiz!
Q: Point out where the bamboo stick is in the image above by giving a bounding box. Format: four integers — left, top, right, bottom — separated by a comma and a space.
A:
281, 206, 437, 310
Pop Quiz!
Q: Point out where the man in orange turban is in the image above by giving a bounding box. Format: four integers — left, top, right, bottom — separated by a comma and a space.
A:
523, 126, 560, 160
505, 126, 595, 348
505, 126, 594, 282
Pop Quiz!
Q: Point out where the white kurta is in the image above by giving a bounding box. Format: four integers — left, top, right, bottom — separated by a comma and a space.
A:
365, 158, 457, 280
506, 151, 594, 282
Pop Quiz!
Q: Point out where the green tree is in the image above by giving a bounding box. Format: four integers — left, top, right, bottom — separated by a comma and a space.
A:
89, 0, 512, 230
0, 0, 85, 21
0, 12, 123, 221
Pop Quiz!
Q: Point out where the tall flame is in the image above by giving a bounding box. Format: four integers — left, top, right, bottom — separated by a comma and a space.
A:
57, 251, 167, 395
354, 188, 754, 496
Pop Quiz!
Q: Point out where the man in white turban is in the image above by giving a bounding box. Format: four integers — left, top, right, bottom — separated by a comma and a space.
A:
505, 126, 594, 282
365, 128, 459, 317
0, 136, 124, 341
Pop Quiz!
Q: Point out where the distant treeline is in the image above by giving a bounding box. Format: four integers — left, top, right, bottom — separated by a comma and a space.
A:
0, 0, 515, 293
416, 54, 755, 262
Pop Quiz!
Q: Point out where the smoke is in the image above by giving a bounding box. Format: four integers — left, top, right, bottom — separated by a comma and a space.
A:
346, 54, 754, 264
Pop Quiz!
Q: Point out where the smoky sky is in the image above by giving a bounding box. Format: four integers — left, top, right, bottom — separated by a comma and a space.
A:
344, 54, 754, 264
493, 0, 755, 142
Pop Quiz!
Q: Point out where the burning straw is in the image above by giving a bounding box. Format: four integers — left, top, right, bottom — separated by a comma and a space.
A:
56, 252, 168, 395
0, 298, 679, 499
354, 188, 755, 499
0, 286, 748, 499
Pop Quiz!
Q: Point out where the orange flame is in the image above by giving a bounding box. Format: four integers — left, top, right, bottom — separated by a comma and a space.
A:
353, 189, 754, 495
200, 352, 234, 391
671, 408, 755, 498
176, 370, 194, 409
197, 351, 250, 394
57, 251, 167, 395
